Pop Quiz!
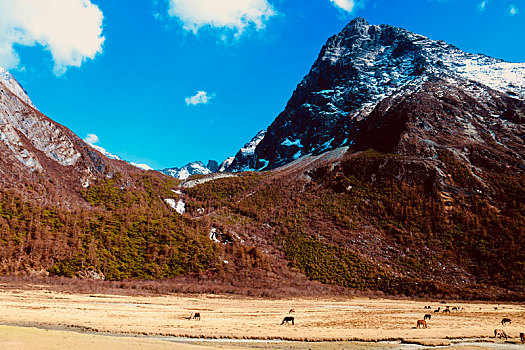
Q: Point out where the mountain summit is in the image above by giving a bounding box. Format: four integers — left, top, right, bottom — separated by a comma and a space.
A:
227, 17, 525, 171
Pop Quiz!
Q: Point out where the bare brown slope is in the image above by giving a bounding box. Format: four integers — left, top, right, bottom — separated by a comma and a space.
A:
355, 78, 525, 170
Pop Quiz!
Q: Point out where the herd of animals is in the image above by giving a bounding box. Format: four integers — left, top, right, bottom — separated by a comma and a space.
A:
417, 304, 524, 343
183, 303, 524, 343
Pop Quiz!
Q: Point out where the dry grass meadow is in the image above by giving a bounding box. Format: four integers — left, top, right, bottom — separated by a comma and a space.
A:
0, 283, 523, 349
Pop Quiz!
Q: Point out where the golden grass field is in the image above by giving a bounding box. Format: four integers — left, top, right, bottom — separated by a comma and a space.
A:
0, 284, 523, 349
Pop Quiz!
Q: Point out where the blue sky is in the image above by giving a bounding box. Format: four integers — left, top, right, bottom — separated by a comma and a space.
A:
1, 0, 524, 169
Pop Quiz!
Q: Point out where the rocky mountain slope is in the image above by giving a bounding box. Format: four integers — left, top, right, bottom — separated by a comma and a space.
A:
227, 17, 524, 173
222, 130, 266, 172
0, 66, 141, 206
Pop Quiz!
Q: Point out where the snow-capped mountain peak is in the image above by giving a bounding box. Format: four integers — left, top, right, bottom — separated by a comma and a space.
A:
221, 130, 266, 172
160, 161, 215, 180
218, 157, 234, 172
225, 17, 525, 171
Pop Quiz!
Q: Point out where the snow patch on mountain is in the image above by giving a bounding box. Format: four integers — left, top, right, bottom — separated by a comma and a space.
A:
131, 162, 153, 171
240, 130, 266, 156
209, 228, 221, 244
165, 198, 186, 214
399, 31, 525, 98
222, 130, 266, 172
218, 157, 234, 172
456, 60, 525, 98
282, 138, 302, 148
87, 143, 121, 160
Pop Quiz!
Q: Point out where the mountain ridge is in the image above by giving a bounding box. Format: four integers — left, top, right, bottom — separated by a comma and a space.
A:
0, 19, 523, 300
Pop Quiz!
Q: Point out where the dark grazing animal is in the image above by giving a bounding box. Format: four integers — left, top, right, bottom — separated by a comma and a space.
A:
416, 320, 428, 329
434, 307, 441, 313
442, 308, 451, 313
289, 309, 295, 313
193, 312, 201, 320
282, 316, 294, 325
494, 329, 507, 339
501, 318, 511, 325
520, 332, 524, 343
424, 314, 431, 320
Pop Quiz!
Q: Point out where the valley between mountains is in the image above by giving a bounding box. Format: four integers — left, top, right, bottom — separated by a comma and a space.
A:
0, 18, 523, 302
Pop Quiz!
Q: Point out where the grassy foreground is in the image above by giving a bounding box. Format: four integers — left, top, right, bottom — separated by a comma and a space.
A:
0, 284, 523, 349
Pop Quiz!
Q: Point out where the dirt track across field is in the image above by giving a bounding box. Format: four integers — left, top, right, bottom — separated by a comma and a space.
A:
0, 284, 523, 349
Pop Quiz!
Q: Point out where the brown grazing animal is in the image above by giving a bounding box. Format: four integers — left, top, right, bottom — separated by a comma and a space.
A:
520, 332, 524, 343
193, 312, 201, 320
442, 308, 451, 313
416, 320, 428, 329
501, 318, 511, 325
424, 314, 431, 320
494, 329, 507, 339
282, 316, 294, 325
289, 309, 295, 313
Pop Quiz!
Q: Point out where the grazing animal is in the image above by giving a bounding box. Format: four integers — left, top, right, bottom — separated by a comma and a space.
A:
501, 318, 511, 325
192, 312, 201, 320
434, 307, 441, 313
281, 316, 294, 325
416, 320, 428, 329
494, 329, 507, 339
452, 307, 458, 311
424, 314, 431, 320
289, 309, 295, 314
520, 332, 524, 343
442, 308, 451, 313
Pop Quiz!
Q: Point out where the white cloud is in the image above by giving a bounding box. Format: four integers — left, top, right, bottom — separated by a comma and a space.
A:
84, 133, 99, 144
131, 162, 154, 171
510, 5, 518, 15
330, 0, 355, 12
0, 0, 105, 75
478, 1, 486, 11
167, 0, 275, 36
185, 91, 214, 106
